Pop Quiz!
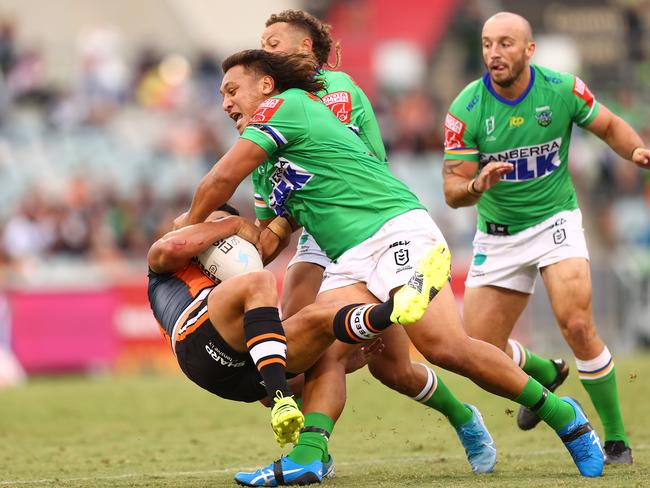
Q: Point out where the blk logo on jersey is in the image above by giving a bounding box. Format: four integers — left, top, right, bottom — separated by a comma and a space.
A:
267, 157, 313, 216
250, 98, 284, 123
322, 91, 352, 123
480, 138, 562, 181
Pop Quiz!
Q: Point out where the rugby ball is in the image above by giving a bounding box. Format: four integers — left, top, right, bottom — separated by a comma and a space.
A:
196, 235, 263, 282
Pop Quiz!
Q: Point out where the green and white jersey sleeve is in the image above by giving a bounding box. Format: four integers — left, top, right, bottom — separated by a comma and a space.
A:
443, 65, 600, 235
318, 70, 387, 163
242, 88, 423, 260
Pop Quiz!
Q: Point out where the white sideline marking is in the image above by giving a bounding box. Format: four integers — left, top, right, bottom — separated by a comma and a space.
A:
2, 445, 647, 485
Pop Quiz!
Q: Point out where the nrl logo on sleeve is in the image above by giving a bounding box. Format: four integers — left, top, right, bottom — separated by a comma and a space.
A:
322, 91, 352, 123
572, 76, 595, 107
444, 113, 466, 149
535, 106, 553, 127
250, 98, 284, 123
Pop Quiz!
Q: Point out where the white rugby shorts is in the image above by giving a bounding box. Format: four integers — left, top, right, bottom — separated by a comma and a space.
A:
319, 209, 447, 302
287, 230, 332, 269
465, 209, 590, 294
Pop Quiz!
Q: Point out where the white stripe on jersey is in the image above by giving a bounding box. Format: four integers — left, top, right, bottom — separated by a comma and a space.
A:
170, 287, 213, 353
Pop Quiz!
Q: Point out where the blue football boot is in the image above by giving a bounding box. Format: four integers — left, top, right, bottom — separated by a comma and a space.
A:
455, 404, 497, 474
234, 456, 323, 486
322, 455, 335, 479
557, 397, 604, 477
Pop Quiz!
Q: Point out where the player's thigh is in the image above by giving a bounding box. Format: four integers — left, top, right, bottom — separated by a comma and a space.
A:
206, 270, 277, 351
403, 284, 470, 355
281, 262, 325, 318
316, 281, 378, 304
540, 257, 593, 326
463, 285, 530, 349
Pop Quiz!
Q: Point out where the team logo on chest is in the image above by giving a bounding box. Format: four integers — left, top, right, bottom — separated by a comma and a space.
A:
535, 106, 553, 127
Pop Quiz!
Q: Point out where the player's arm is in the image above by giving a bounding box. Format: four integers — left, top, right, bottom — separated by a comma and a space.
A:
258, 216, 299, 265
181, 139, 269, 227
442, 108, 513, 208
148, 216, 259, 273
584, 104, 650, 169
443, 159, 514, 208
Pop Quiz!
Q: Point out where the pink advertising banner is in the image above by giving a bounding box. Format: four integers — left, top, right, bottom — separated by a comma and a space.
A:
10, 290, 119, 373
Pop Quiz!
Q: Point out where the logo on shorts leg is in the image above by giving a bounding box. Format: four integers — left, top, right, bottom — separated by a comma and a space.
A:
553, 228, 566, 245
394, 249, 410, 266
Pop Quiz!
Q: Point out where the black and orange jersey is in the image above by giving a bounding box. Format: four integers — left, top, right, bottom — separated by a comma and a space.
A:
147, 263, 216, 348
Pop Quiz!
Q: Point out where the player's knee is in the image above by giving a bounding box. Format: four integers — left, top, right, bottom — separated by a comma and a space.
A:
422, 344, 466, 373
245, 269, 277, 300
562, 316, 596, 345
368, 362, 419, 394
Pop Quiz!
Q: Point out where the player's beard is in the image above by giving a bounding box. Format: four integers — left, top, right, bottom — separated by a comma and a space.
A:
490, 56, 527, 88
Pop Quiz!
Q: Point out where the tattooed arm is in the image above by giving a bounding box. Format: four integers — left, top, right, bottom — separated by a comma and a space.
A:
442, 159, 514, 209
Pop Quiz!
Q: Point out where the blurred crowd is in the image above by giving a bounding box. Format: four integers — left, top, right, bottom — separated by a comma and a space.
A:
0, 4, 649, 281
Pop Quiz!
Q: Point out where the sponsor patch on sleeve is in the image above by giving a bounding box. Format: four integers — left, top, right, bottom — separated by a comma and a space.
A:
572, 76, 595, 108
250, 98, 284, 123
321, 91, 352, 123
444, 112, 466, 149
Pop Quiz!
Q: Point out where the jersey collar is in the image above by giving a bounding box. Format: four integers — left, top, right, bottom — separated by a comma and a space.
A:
482, 65, 535, 106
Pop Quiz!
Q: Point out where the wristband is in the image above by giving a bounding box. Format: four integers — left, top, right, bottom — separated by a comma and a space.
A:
266, 217, 292, 242
467, 178, 483, 196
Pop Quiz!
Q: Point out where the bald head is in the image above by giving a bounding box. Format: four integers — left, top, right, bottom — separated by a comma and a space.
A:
483, 12, 533, 43
481, 11, 535, 90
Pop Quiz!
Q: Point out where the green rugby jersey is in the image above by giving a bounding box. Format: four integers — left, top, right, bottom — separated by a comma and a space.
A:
443, 65, 599, 235
318, 69, 387, 163
243, 88, 423, 260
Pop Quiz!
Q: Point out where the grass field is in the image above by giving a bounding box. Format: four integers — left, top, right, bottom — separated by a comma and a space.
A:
1, 354, 648, 487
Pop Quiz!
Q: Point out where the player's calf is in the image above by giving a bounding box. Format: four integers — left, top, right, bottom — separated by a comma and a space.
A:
244, 307, 303, 447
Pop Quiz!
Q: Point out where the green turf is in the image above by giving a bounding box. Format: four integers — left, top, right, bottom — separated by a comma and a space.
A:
0, 355, 647, 487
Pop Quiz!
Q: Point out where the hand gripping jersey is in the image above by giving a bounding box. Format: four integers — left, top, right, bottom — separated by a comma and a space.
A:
443, 65, 600, 235
317, 69, 387, 163
244, 88, 424, 260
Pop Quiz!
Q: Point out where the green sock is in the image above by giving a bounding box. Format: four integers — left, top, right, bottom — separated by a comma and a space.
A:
580, 367, 629, 445
419, 366, 473, 428
511, 340, 558, 386
288, 412, 334, 465
515, 377, 575, 431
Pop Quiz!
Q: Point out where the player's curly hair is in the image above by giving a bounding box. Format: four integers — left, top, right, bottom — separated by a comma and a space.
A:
222, 50, 325, 94
266, 9, 341, 69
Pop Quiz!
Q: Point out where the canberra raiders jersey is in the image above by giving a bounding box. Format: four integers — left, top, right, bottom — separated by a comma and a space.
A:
444, 65, 599, 235
318, 69, 387, 163
243, 88, 424, 260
